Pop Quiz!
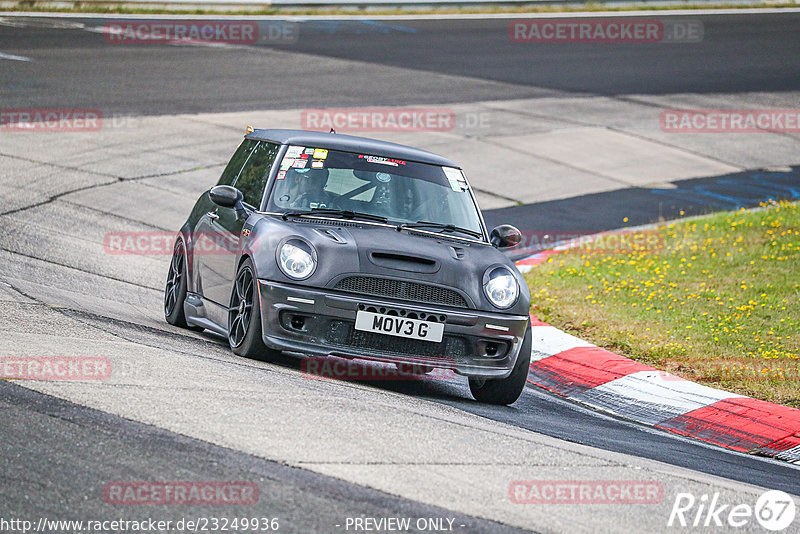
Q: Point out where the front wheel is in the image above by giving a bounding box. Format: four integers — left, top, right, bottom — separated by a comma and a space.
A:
228, 258, 279, 361
469, 324, 532, 405
164, 239, 202, 331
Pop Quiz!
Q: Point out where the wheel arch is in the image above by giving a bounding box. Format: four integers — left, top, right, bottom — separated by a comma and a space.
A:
174, 223, 195, 292
236, 253, 254, 277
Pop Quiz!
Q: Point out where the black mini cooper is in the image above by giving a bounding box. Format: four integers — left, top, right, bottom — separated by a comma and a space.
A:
165, 129, 532, 404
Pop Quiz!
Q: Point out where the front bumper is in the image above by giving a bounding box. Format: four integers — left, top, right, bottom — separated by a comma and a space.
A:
257, 280, 530, 378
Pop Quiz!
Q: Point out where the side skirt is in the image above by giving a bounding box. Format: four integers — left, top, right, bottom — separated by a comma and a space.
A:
184, 292, 229, 337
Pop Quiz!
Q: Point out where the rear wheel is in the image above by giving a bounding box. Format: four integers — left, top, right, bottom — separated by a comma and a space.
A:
469, 323, 532, 405
164, 240, 202, 331
228, 258, 278, 361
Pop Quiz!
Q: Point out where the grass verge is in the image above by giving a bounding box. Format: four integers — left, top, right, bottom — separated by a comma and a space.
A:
524, 200, 800, 408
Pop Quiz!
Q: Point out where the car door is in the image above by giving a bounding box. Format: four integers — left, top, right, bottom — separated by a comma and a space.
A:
193, 139, 256, 305
196, 141, 279, 307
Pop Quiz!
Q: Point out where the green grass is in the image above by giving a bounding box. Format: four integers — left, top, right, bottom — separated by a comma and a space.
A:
2, 1, 798, 16
524, 201, 800, 408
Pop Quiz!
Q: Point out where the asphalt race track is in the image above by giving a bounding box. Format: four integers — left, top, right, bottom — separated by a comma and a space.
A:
1, 11, 800, 534
1, 13, 800, 113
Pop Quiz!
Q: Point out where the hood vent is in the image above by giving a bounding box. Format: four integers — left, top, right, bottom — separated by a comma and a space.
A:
450, 246, 466, 259
313, 228, 347, 243
368, 251, 440, 274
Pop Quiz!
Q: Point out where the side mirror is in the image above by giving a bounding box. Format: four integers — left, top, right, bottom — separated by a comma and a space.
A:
209, 185, 243, 209
490, 224, 522, 249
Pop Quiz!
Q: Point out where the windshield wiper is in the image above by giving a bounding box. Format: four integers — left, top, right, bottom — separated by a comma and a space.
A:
281, 208, 388, 224
397, 221, 483, 239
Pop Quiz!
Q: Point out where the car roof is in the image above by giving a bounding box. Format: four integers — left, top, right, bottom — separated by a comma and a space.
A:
246, 129, 460, 168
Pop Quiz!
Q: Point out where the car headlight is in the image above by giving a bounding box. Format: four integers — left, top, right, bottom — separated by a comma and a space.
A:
483, 267, 518, 309
278, 240, 316, 280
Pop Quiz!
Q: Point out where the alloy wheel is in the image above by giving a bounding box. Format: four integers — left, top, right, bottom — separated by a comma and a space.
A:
228, 266, 254, 347
164, 241, 185, 317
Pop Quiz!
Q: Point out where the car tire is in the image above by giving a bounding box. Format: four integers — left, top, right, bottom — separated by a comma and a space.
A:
228, 257, 278, 361
468, 323, 532, 405
164, 239, 203, 331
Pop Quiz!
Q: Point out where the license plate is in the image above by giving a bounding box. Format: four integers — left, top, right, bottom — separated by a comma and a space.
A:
354, 311, 444, 343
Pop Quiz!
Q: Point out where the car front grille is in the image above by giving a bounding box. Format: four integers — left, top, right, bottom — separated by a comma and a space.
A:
333, 276, 468, 308
325, 320, 469, 362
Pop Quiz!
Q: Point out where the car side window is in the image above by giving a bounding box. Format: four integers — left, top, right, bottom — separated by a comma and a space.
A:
216, 139, 258, 186
233, 141, 280, 209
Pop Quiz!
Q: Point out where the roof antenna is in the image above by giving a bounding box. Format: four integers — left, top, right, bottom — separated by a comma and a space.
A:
329, 128, 336, 134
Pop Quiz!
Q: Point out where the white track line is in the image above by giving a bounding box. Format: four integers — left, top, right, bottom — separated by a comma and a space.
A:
0, 51, 30, 61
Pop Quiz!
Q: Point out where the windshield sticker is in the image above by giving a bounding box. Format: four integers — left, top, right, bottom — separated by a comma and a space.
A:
286, 145, 304, 158
277, 170, 287, 180
292, 159, 307, 169
358, 155, 406, 166
304, 148, 315, 155
376, 172, 392, 183
443, 167, 468, 192
313, 148, 328, 160
299, 153, 309, 160
280, 158, 294, 171
311, 160, 324, 169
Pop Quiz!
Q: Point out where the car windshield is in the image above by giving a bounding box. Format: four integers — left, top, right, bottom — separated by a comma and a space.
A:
266, 146, 485, 238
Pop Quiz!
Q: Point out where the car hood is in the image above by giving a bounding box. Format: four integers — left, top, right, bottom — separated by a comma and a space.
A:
248, 216, 530, 315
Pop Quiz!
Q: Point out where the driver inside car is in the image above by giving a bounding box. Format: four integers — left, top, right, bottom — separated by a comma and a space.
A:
291, 168, 336, 209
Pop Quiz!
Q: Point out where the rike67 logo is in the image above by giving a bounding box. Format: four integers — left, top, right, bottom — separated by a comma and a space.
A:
668, 490, 796, 531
